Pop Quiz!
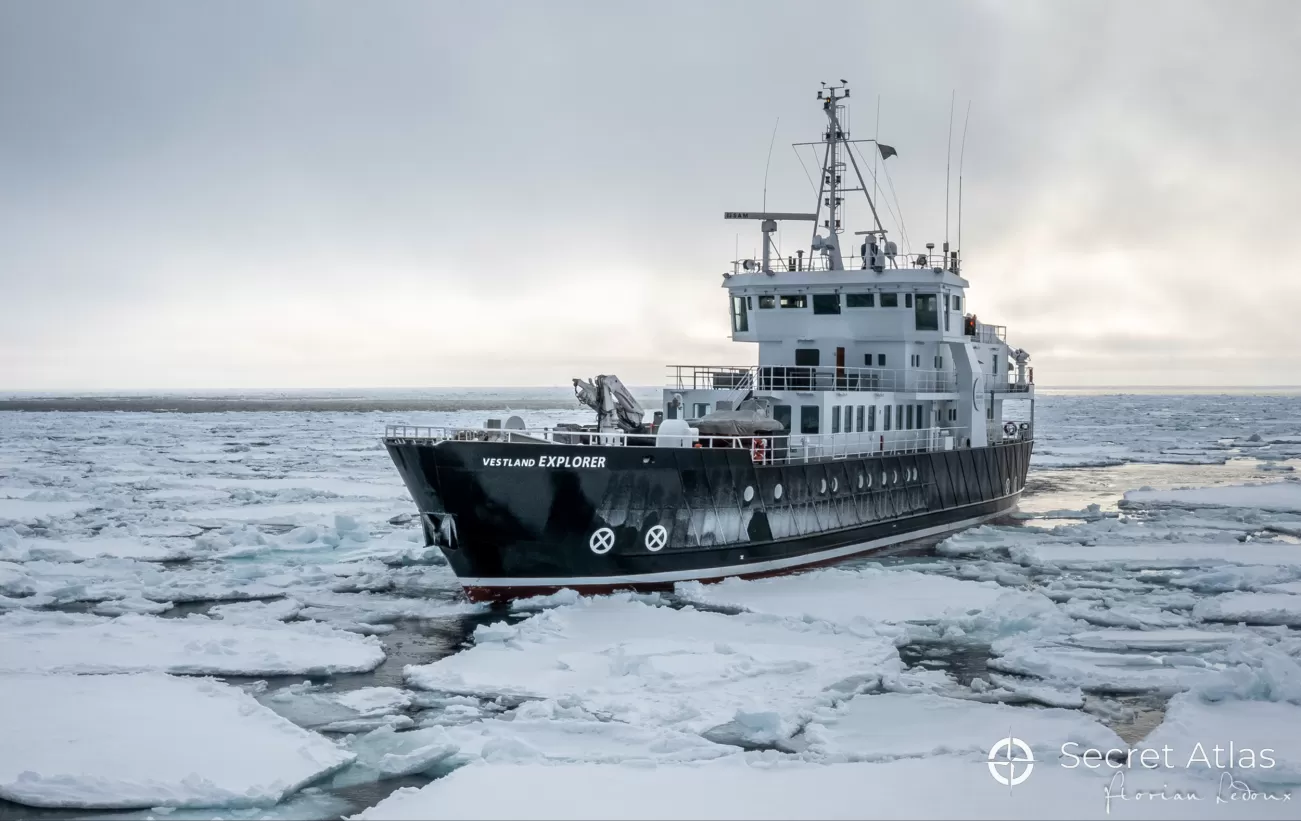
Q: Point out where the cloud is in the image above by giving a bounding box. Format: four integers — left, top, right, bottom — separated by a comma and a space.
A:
1, 1, 1298, 389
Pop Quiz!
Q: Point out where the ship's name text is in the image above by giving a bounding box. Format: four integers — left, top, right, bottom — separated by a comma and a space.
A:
481, 456, 607, 469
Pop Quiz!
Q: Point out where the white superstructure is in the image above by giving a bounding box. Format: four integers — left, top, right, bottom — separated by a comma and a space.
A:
662, 82, 1033, 458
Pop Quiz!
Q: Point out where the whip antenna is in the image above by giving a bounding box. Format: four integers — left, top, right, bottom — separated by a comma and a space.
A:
944, 90, 954, 246
957, 100, 971, 269
762, 118, 780, 212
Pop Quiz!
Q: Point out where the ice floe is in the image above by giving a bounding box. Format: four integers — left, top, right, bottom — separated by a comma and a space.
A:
1194, 592, 1301, 626
0, 673, 352, 809
1124, 482, 1301, 515
351, 753, 1300, 820
405, 595, 902, 743
798, 692, 1122, 762
0, 611, 384, 675
1141, 693, 1301, 788
260, 682, 416, 733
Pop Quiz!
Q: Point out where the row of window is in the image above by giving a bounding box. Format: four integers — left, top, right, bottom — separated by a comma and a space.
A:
750, 293, 963, 313
686, 401, 957, 433
733, 292, 962, 334
773, 403, 930, 435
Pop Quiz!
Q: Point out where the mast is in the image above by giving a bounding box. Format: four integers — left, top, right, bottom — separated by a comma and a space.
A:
814, 83, 850, 271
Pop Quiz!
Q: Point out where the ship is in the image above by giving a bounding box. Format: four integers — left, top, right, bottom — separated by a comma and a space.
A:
383, 82, 1035, 602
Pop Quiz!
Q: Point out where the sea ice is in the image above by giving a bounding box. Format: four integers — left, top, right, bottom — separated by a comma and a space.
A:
351, 753, 1299, 820
675, 566, 1007, 625
260, 683, 415, 733
988, 640, 1225, 694
440, 699, 736, 765
0, 611, 384, 675
798, 692, 1122, 762
404, 595, 902, 741
1193, 592, 1301, 626
1064, 629, 1241, 652
1009, 543, 1301, 571
0, 535, 179, 562
0, 673, 353, 809
1124, 482, 1301, 515
1140, 693, 1301, 787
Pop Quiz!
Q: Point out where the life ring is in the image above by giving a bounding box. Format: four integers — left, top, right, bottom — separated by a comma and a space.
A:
750, 437, 767, 464
1003, 421, 1018, 436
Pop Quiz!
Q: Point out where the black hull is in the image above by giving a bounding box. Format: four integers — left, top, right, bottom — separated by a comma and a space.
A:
385, 439, 1032, 601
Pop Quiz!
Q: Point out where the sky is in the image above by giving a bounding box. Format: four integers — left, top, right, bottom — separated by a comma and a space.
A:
3, 0, 1299, 390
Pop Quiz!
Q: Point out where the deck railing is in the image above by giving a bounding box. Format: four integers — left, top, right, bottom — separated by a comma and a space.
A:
383, 423, 1034, 463
668, 365, 957, 394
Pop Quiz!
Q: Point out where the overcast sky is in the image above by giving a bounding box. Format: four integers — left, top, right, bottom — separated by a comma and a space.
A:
3, 0, 1298, 390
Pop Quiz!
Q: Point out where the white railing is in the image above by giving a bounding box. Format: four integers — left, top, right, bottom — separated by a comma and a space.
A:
989, 380, 1033, 393
381, 424, 1031, 463
668, 365, 956, 394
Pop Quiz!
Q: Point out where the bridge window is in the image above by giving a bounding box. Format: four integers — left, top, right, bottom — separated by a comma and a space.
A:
692, 403, 711, 418
866, 405, 876, 431
952, 295, 962, 311
800, 405, 819, 434
905, 294, 913, 308
795, 348, 820, 366
731, 296, 749, 332
773, 404, 792, 433
915, 293, 939, 331
880, 293, 898, 308
832, 406, 841, 434
846, 293, 874, 308
906, 405, 914, 430
917, 404, 925, 428
779, 294, 807, 309
813, 294, 841, 314
759, 295, 776, 309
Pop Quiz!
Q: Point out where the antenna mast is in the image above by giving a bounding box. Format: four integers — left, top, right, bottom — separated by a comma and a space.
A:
944, 90, 954, 247
813, 81, 851, 270
956, 100, 971, 273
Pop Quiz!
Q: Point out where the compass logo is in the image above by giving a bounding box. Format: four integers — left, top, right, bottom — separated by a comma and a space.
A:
987, 736, 1035, 787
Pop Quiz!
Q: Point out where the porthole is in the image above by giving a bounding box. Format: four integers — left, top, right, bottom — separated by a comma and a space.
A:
892, 470, 899, 485
831, 477, 839, 493
880, 471, 887, 486
744, 485, 755, 503
819, 478, 827, 494
857, 473, 865, 490
774, 483, 783, 501
865, 473, 873, 489
1004, 478, 1011, 494
645, 524, 668, 552
589, 527, 615, 555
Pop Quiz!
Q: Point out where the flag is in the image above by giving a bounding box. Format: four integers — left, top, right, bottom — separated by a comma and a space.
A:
878, 143, 897, 160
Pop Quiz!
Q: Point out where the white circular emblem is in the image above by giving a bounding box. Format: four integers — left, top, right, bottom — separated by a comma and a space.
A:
645, 524, 668, 552
589, 527, 615, 554
987, 737, 1035, 787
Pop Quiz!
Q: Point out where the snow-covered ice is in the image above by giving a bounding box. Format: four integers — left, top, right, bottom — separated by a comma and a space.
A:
798, 692, 1122, 761
352, 753, 1300, 820
4, 394, 1301, 817
1193, 592, 1301, 626
1141, 693, 1301, 787
0, 673, 353, 809
1125, 482, 1301, 515
405, 595, 902, 742
0, 611, 384, 675
676, 566, 1007, 625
